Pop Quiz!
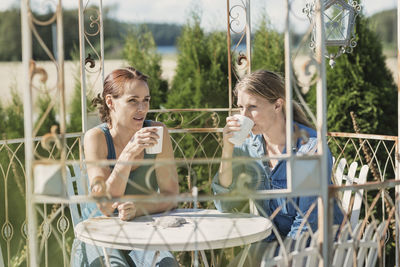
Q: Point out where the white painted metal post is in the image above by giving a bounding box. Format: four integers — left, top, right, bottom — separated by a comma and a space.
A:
396, 1, 400, 266
78, 0, 88, 133
226, 0, 233, 111
284, 0, 293, 192
99, 0, 105, 86
314, 0, 330, 266
55, 2, 68, 266
21, 0, 37, 266
57, 0, 66, 145
245, 0, 251, 74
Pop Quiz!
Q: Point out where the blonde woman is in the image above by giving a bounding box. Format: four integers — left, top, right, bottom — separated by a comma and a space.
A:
213, 70, 343, 266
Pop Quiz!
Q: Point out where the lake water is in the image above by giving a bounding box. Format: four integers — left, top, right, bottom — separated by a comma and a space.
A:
157, 46, 177, 55
157, 44, 247, 55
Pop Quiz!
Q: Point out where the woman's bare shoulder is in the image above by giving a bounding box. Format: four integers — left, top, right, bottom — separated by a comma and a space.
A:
84, 127, 107, 157
84, 127, 105, 141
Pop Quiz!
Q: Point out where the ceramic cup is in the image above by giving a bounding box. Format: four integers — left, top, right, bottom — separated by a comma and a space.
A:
228, 114, 254, 146
145, 126, 164, 154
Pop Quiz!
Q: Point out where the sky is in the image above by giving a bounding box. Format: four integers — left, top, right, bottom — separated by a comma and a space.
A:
0, 0, 397, 32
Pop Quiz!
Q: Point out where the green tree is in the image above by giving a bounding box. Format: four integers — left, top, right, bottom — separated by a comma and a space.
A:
163, 13, 231, 195
0, 8, 21, 61
306, 14, 397, 136
123, 25, 168, 109
34, 93, 59, 137
305, 14, 397, 264
0, 85, 26, 266
68, 47, 96, 133
1, 88, 24, 139
251, 15, 285, 73
166, 14, 229, 109
144, 23, 182, 46
369, 9, 396, 50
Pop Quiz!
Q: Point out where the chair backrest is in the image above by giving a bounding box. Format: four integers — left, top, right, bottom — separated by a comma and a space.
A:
358, 221, 385, 267
331, 220, 385, 267
294, 221, 383, 267
66, 164, 89, 229
333, 158, 369, 229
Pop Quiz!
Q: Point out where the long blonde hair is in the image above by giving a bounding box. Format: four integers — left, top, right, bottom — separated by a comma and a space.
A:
234, 70, 313, 128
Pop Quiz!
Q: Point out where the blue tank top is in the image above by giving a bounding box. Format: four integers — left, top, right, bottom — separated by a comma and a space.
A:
82, 121, 160, 219
98, 121, 159, 195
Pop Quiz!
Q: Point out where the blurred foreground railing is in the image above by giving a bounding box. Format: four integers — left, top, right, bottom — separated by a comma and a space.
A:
0, 118, 398, 266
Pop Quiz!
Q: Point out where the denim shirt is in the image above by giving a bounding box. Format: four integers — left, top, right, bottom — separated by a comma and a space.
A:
212, 122, 343, 241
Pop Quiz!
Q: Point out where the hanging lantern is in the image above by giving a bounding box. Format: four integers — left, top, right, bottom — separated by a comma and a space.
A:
303, 0, 361, 68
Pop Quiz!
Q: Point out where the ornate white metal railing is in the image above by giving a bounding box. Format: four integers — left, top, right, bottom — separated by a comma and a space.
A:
0, 123, 398, 266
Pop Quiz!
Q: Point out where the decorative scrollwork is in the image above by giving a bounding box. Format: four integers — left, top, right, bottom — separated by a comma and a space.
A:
29, 60, 48, 84
57, 215, 69, 234
2, 221, 13, 241
82, 6, 102, 75
229, 3, 247, 34
234, 52, 249, 79
41, 220, 52, 239
344, 37, 358, 54
297, 58, 319, 93
21, 221, 28, 239
85, 53, 96, 69
155, 112, 185, 129
210, 112, 220, 128
29, 58, 56, 95
84, 8, 101, 37
237, 53, 247, 66
303, 2, 315, 23
36, 125, 62, 159
352, 1, 361, 12
30, 0, 58, 26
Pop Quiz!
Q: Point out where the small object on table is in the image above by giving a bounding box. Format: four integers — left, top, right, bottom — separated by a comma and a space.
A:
152, 216, 187, 228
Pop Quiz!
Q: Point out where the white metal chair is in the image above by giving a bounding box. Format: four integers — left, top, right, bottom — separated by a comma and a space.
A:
333, 158, 369, 229
261, 230, 321, 267
332, 220, 386, 267
261, 158, 370, 267
66, 164, 118, 265
66, 164, 89, 229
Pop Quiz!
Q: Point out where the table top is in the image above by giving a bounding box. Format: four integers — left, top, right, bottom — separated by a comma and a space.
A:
75, 209, 272, 251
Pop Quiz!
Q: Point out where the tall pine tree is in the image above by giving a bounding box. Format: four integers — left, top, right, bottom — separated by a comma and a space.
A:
123, 25, 168, 110
163, 13, 231, 200
251, 15, 285, 73
68, 46, 96, 133
166, 13, 229, 110
306, 14, 397, 136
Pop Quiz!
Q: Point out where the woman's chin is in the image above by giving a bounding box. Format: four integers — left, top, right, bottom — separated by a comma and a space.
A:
128, 120, 144, 130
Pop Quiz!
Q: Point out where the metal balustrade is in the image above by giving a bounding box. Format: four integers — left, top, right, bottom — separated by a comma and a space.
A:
0, 125, 398, 266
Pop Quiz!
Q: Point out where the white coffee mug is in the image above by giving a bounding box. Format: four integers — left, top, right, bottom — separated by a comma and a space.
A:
145, 126, 164, 154
228, 114, 254, 146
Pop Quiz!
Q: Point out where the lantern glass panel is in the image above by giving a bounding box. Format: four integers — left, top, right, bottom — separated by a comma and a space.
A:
324, 3, 350, 41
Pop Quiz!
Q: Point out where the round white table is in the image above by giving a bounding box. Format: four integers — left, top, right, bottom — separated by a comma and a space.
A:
75, 209, 272, 266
